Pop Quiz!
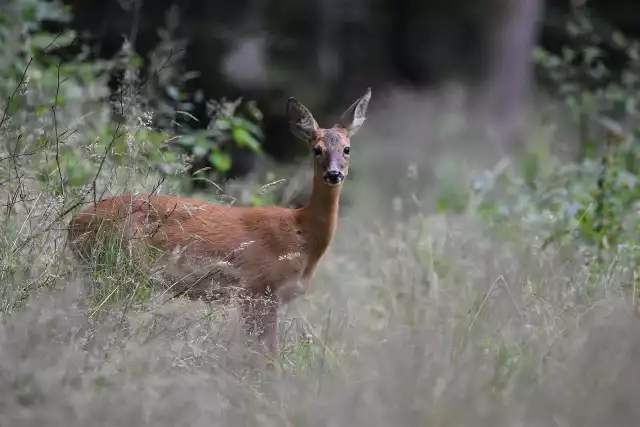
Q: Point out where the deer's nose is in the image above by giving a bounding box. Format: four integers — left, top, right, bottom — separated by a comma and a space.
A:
324, 170, 344, 185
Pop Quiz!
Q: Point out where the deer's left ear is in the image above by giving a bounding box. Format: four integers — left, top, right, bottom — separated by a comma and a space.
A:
339, 87, 371, 137
286, 97, 320, 142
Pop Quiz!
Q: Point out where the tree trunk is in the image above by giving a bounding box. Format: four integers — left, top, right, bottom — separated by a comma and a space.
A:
483, 0, 545, 154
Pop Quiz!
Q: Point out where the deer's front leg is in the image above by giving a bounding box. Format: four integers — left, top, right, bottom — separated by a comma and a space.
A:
261, 308, 279, 359
240, 292, 280, 359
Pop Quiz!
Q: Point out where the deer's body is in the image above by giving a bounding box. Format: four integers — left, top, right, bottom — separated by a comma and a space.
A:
69, 177, 338, 301
68, 88, 371, 358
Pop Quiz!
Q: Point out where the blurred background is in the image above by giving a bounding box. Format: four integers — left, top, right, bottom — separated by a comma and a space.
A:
5, 0, 638, 201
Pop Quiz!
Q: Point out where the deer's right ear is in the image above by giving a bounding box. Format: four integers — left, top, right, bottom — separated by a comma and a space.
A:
286, 97, 319, 142
339, 87, 371, 137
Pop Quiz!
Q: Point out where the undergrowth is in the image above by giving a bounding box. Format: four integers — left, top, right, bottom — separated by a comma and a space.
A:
1, 1, 640, 426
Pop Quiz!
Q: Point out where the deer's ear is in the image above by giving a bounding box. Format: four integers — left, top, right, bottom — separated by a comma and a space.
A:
339, 87, 371, 137
286, 97, 319, 142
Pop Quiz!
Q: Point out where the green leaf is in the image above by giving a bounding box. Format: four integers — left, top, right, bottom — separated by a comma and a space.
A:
214, 119, 232, 131
131, 54, 144, 68
162, 151, 178, 164
209, 150, 232, 172
232, 127, 261, 152
232, 117, 263, 136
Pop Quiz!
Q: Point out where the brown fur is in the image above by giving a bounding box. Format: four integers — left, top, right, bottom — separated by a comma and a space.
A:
67, 88, 372, 358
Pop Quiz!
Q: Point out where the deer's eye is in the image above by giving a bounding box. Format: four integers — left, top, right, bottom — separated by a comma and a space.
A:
343, 146, 351, 155
313, 146, 322, 156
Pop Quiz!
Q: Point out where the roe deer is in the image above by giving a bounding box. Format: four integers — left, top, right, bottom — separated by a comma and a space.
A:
67, 88, 372, 357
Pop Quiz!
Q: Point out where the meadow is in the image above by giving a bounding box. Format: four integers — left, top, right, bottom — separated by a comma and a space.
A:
1, 2, 640, 425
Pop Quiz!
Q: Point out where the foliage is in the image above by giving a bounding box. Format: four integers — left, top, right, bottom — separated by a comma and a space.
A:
137, 4, 265, 186
1, 0, 267, 208
0, 0, 109, 190
0, 0, 182, 206
426, 5, 640, 311
436, 5, 640, 294
173, 98, 264, 176
472, 133, 639, 265
533, 3, 640, 156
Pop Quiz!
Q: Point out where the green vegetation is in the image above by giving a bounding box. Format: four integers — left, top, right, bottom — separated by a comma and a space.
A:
0, 1, 639, 425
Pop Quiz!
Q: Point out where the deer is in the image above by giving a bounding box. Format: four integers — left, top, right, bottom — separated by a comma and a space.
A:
67, 87, 371, 359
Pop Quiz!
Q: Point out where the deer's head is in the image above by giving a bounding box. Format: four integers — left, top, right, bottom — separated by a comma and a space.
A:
286, 88, 371, 187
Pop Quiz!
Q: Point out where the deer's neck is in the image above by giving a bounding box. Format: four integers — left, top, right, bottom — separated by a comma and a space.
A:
297, 173, 342, 267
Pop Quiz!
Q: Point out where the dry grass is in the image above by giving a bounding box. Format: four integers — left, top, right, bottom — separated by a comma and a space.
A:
1, 86, 640, 427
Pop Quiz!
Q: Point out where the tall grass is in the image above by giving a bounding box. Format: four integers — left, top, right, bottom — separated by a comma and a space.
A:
1, 198, 639, 426
3, 88, 640, 427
